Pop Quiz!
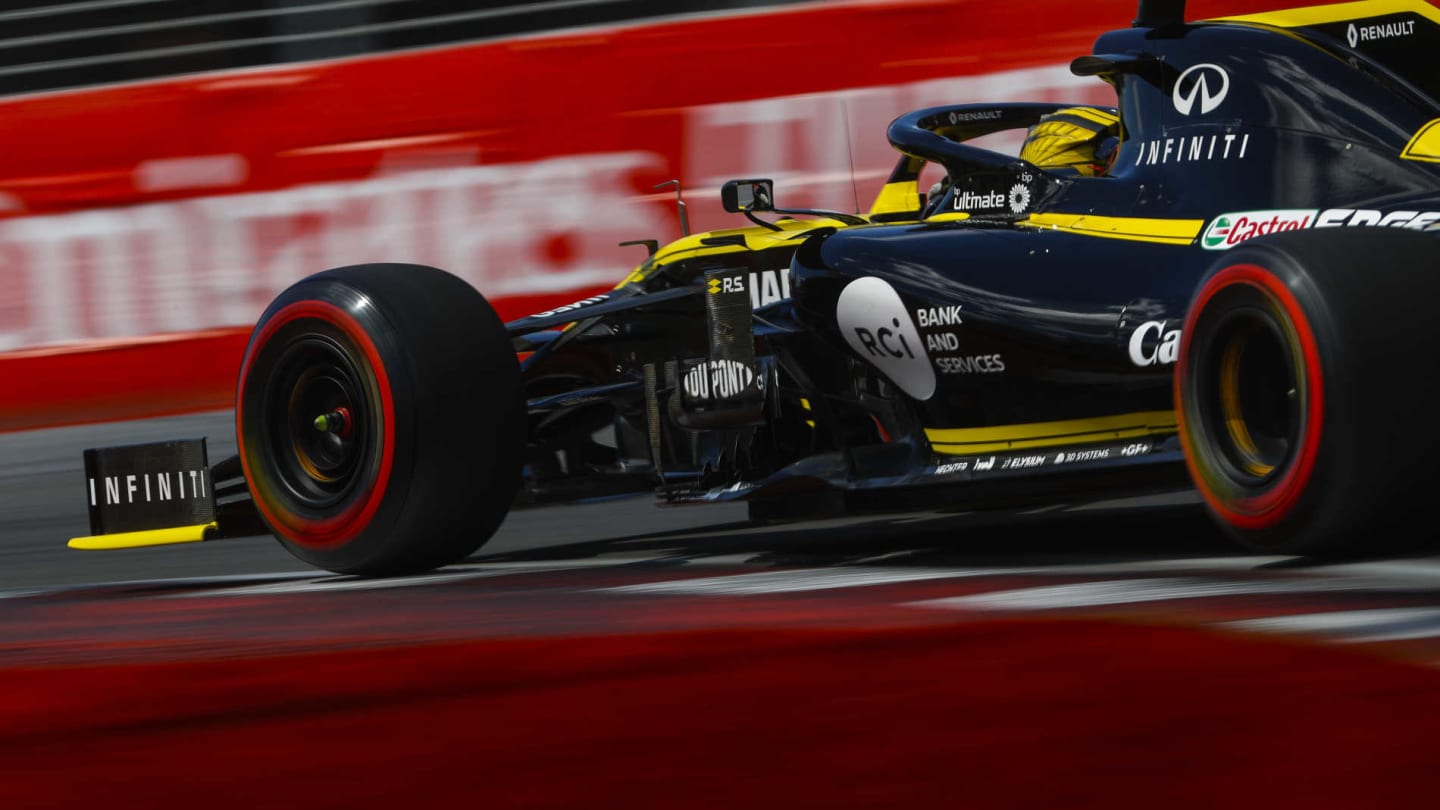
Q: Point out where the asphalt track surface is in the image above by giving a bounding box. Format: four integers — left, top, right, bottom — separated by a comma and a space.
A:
0, 409, 758, 589
6, 409, 1440, 664
8, 413, 1440, 808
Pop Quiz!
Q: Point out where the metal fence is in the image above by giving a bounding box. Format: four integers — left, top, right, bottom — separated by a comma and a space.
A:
0, 0, 819, 97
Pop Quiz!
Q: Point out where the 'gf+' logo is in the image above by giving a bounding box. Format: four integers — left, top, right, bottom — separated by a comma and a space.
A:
1172, 63, 1230, 116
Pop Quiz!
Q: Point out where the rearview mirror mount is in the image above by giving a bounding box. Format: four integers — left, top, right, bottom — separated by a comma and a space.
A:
721, 179, 775, 213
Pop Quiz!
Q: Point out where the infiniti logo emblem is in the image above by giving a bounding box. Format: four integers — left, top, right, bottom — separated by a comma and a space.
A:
1172, 63, 1230, 116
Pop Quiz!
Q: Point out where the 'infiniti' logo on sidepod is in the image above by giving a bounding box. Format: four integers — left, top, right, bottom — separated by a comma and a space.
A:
1172, 63, 1230, 116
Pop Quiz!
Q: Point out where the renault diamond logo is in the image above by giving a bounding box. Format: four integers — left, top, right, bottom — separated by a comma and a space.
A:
1347, 23, 1359, 47
1172, 63, 1230, 116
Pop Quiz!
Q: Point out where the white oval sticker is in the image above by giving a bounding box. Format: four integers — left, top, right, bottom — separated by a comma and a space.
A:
836, 276, 936, 401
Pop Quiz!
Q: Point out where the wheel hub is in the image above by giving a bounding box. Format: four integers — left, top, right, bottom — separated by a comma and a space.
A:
269, 336, 370, 507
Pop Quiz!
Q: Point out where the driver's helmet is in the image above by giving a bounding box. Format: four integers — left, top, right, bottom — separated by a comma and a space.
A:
1018, 107, 1121, 176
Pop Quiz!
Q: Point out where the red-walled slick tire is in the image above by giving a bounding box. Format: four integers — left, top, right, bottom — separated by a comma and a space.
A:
1176, 229, 1440, 556
236, 263, 524, 576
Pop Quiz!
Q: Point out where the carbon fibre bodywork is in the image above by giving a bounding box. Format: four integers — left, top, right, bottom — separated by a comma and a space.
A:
510, 0, 1440, 513
68, 0, 1440, 573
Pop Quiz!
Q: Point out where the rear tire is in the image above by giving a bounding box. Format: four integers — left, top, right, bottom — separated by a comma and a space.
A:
236, 263, 524, 575
1176, 229, 1440, 556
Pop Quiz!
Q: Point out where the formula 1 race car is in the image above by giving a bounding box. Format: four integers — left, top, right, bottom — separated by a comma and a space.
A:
71, 0, 1440, 575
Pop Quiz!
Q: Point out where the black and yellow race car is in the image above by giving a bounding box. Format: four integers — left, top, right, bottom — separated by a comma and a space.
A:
72, 0, 1440, 575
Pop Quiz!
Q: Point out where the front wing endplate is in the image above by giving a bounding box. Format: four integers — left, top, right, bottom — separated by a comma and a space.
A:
68, 522, 218, 550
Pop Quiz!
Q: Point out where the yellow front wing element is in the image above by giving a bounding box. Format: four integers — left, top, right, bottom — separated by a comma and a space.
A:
1403, 119, 1440, 163
925, 411, 1177, 456
69, 522, 217, 550
1022, 213, 1204, 245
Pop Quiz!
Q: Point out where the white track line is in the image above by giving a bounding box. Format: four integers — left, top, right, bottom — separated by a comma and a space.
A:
162, 558, 645, 597
0, 589, 51, 600
0, 571, 317, 600
602, 556, 1298, 597
909, 575, 1414, 611
1226, 607, 1440, 644
997, 556, 1294, 576
604, 567, 989, 595
1295, 559, 1440, 584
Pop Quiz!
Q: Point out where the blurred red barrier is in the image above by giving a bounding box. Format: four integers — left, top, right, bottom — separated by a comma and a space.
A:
0, 0, 1296, 432
0, 290, 627, 432
2, 621, 1439, 807
0, 329, 248, 432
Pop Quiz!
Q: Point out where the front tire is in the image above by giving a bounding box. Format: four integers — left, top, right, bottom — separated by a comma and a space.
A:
1176, 229, 1440, 556
236, 263, 524, 575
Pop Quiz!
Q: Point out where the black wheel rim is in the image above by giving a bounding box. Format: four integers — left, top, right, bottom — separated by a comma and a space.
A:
1196, 302, 1301, 487
263, 332, 372, 510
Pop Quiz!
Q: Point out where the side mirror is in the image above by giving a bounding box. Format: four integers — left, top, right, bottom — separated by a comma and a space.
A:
720, 179, 775, 213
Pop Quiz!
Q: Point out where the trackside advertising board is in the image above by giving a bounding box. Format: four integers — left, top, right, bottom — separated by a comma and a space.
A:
0, 0, 1288, 430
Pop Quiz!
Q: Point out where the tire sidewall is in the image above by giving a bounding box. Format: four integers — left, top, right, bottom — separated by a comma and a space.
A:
1177, 255, 1328, 538
237, 277, 418, 570
1177, 228, 1440, 554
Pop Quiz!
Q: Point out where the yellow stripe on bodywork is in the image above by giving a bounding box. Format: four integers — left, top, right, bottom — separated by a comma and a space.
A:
618, 217, 849, 286
1022, 213, 1203, 245
1403, 119, 1440, 163
1211, 0, 1440, 26
926, 411, 1177, 455
69, 522, 217, 550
